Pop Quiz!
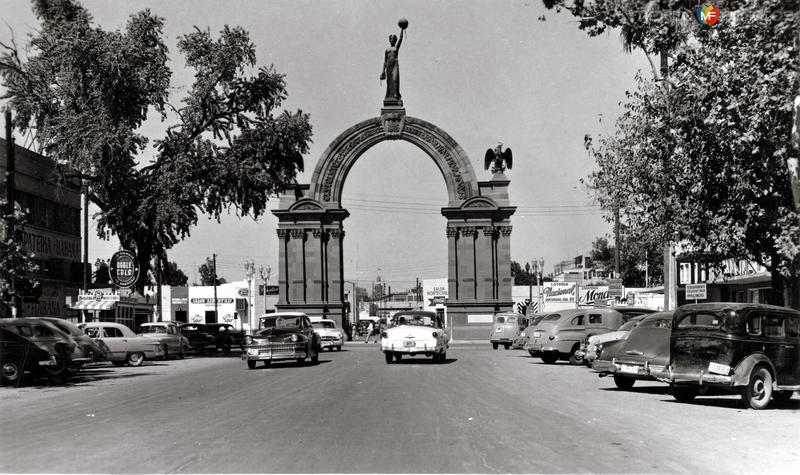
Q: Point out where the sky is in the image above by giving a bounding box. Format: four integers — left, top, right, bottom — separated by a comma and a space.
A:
1, 0, 650, 292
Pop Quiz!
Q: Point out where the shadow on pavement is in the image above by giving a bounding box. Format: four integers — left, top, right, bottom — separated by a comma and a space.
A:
598, 384, 671, 395
245, 359, 333, 370
390, 358, 457, 365
662, 395, 800, 410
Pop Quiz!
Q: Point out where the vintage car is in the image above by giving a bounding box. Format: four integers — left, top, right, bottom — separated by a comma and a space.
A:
592, 311, 674, 389
0, 318, 90, 377
204, 323, 246, 354
652, 303, 800, 410
138, 322, 188, 359
80, 322, 164, 366
489, 312, 528, 350
580, 314, 651, 365
178, 323, 217, 355
514, 314, 545, 349
524, 308, 631, 365
311, 318, 345, 351
23, 317, 106, 365
1, 327, 58, 384
243, 312, 320, 368
381, 311, 449, 364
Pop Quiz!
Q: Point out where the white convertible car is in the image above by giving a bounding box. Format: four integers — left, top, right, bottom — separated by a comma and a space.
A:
380, 311, 449, 364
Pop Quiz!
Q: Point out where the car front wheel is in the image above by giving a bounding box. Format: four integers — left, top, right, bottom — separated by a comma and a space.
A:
394, 353, 403, 362
384, 352, 393, 364
613, 375, 635, 390
541, 353, 558, 364
672, 385, 699, 403
1, 362, 20, 384
742, 365, 773, 410
247, 360, 257, 370
492, 343, 498, 350
126, 352, 144, 367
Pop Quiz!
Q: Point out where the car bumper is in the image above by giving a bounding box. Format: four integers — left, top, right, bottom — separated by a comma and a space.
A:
320, 339, 343, 348
651, 366, 733, 386
242, 344, 307, 361
381, 341, 443, 355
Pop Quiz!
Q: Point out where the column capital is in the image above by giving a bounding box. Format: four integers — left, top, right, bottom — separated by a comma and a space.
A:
329, 229, 345, 238
498, 226, 512, 237
290, 229, 306, 239
311, 229, 326, 239
482, 227, 496, 237
446, 228, 459, 238
276, 229, 290, 239
459, 226, 477, 237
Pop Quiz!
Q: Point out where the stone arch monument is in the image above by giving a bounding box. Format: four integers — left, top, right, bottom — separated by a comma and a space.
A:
272, 22, 516, 333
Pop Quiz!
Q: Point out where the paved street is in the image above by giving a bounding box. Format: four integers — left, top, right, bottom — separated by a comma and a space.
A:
1, 345, 798, 474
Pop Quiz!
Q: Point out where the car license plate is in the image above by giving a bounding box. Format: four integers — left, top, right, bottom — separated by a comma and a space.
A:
708, 362, 730, 375
533, 331, 541, 338
620, 364, 639, 374
404, 340, 416, 347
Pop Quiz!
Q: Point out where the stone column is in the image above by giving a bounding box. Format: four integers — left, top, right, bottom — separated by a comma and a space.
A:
476, 227, 496, 301
276, 229, 290, 305
457, 226, 477, 301
446, 227, 459, 301
306, 229, 324, 304
289, 229, 307, 303
497, 226, 513, 302
327, 228, 344, 307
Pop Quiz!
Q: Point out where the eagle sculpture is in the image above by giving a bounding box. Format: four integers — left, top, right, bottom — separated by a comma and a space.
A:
484, 144, 512, 174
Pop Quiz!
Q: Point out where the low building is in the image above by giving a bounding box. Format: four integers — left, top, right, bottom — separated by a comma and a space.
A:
1, 138, 83, 319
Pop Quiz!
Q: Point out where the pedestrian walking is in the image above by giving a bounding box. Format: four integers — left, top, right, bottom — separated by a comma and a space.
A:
364, 320, 376, 343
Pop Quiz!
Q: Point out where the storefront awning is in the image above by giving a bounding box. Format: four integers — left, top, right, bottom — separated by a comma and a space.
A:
72, 300, 117, 311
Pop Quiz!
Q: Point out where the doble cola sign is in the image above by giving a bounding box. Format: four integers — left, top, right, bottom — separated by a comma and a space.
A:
109, 249, 140, 288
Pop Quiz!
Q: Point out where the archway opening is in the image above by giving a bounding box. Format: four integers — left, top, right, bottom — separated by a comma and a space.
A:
340, 141, 448, 312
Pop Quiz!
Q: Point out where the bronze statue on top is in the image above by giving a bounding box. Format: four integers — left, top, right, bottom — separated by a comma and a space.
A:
485, 143, 513, 174
381, 18, 408, 106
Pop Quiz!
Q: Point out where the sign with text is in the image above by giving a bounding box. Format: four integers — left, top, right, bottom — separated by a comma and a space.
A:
542, 282, 577, 303
423, 278, 449, 311
685, 283, 707, 300
109, 250, 139, 288
608, 279, 624, 298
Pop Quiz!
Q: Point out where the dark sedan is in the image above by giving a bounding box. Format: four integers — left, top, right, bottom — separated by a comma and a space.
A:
243, 313, 320, 369
592, 311, 673, 390
1, 328, 57, 384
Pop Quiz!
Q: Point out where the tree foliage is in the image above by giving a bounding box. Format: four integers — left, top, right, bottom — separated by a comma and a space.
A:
0, 199, 39, 317
590, 236, 663, 287
161, 261, 188, 287
546, 0, 800, 306
0, 0, 311, 292
198, 256, 225, 286
93, 259, 110, 286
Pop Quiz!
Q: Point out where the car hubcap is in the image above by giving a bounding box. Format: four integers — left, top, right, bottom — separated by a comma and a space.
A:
753, 379, 766, 400
2, 363, 18, 379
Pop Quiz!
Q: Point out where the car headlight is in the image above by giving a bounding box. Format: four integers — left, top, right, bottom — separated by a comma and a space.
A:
520, 332, 526, 337
290, 334, 299, 342
432, 332, 438, 338
338, 332, 343, 339
244, 336, 253, 345
381, 331, 387, 338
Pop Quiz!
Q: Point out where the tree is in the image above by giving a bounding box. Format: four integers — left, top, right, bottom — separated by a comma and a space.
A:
198, 257, 225, 286
161, 261, 188, 287
590, 236, 663, 287
546, 0, 800, 307
511, 260, 534, 286
93, 259, 110, 286
0, 199, 39, 317
0, 0, 311, 293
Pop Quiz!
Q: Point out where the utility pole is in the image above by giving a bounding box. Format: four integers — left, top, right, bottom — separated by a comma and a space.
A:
259, 265, 271, 313
4, 111, 17, 318
614, 207, 621, 278
212, 253, 218, 323
527, 261, 533, 315
244, 260, 255, 332
660, 50, 677, 311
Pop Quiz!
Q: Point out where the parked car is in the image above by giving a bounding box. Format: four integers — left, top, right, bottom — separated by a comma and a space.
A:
22, 317, 106, 365
592, 311, 674, 389
489, 312, 528, 350
524, 308, 631, 365
311, 318, 345, 351
204, 323, 246, 354
381, 311, 449, 364
652, 303, 800, 410
516, 314, 550, 350
80, 322, 164, 366
580, 314, 651, 365
243, 313, 320, 368
1, 327, 58, 384
0, 318, 90, 377
178, 323, 217, 355
138, 322, 188, 359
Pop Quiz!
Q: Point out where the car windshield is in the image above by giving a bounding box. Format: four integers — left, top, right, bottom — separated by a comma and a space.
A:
261, 316, 302, 329
393, 314, 435, 327
140, 326, 167, 334
312, 322, 335, 329
541, 314, 561, 322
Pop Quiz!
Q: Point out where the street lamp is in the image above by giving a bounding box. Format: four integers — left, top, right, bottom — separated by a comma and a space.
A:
533, 258, 545, 313
244, 260, 255, 333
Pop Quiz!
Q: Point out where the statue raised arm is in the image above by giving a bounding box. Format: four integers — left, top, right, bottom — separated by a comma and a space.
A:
380, 20, 407, 105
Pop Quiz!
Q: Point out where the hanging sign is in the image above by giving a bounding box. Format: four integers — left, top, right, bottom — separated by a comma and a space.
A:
109, 249, 140, 289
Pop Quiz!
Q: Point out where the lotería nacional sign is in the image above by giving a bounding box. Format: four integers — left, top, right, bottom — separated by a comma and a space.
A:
542, 282, 577, 302
109, 250, 140, 288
